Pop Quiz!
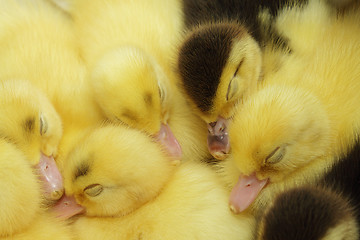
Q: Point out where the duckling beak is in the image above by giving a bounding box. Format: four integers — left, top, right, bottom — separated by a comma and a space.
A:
35, 153, 64, 201
207, 116, 230, 160
229, 173, 268, 214
52, 194, 85, 220
154, 123, 182, 161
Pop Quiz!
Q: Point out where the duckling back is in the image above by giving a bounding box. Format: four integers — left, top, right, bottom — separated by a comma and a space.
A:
270, 0, 360, 155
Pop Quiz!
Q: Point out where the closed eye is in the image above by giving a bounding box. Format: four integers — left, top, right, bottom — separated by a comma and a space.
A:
265, 145, 286, 164
233, 58, 244, 77
84, 184, 104, 197
40, 113, 48, 135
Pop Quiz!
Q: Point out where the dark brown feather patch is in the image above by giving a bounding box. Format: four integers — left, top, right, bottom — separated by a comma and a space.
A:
74, 161, 90, 181
24, 117, 35, 133
178, 23, 246, 113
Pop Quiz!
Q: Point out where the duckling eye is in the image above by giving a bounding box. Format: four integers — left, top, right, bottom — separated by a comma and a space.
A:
226, 59, 244, 102
158, 85, 166, 103
265, 146, 286, 164
40, 114, 48, 136
226, 78, 239, 101
84, 184, 103, 197
233, 58, 244, 78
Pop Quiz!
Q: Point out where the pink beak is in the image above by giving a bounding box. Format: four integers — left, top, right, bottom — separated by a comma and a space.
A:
229, 173, 268, 213
52, 194, 85, 220
35, 153, 64, 200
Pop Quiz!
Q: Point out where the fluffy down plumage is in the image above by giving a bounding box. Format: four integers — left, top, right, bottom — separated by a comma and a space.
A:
0, 139, 73, 240
219, 0, 360, 214
62, 124, 255, 240
59, 0, 210, 162
256, 137, 360, 240
0, 0, 104, 195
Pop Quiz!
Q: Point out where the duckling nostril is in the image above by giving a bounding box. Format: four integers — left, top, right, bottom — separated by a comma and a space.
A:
207, 123, 216, 135
209, 122, 217, 128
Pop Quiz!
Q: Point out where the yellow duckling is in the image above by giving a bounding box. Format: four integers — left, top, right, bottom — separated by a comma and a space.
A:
0, 79, 63, 201
59, 125, 255, 240
0, 139, 73, 240
0, 0, 104, 176
220, 0, 360, 214
59, 0, 210, 162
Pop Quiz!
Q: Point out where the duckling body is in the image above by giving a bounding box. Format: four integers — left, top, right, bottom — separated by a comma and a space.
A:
256, 137, 360, 240
62, 125, 254, 240
221, 0, 360, 214
0, 139, 73, 240
71, 161, 254, 240
64, 0, 209, 162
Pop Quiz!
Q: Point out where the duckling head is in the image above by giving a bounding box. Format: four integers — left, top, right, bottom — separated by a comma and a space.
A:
178, 22, 262, 160
0, 80, 64, 201
224, 85, 332, 213
91, 46, 182, 160
0, 139, 41, 237
256, 186, 359, 240
63, 124, 180, 218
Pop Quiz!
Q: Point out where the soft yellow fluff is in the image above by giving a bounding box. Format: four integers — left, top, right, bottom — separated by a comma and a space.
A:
0, 139, 73, 240
0, 79, 62, 165
65, 0, 209, 162
0, 0, 104, 169
0, 139, 40, 236
211, 34, 262, 122
63, 125, 254, 240
220, 0, 360, 213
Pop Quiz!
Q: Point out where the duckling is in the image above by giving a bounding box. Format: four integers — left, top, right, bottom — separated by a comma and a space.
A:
59, 124, 255, 240
178, 22, 262, 160
222, 85, 333, 213
256, 137, 360, 240
256, 186, 359, 240
60, 0, 210, 162
220, 1, 360, 214
0, 0, 104, 180
0, 79, 64, 201
177, 0, 313, 160
0, 138, 73, 240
